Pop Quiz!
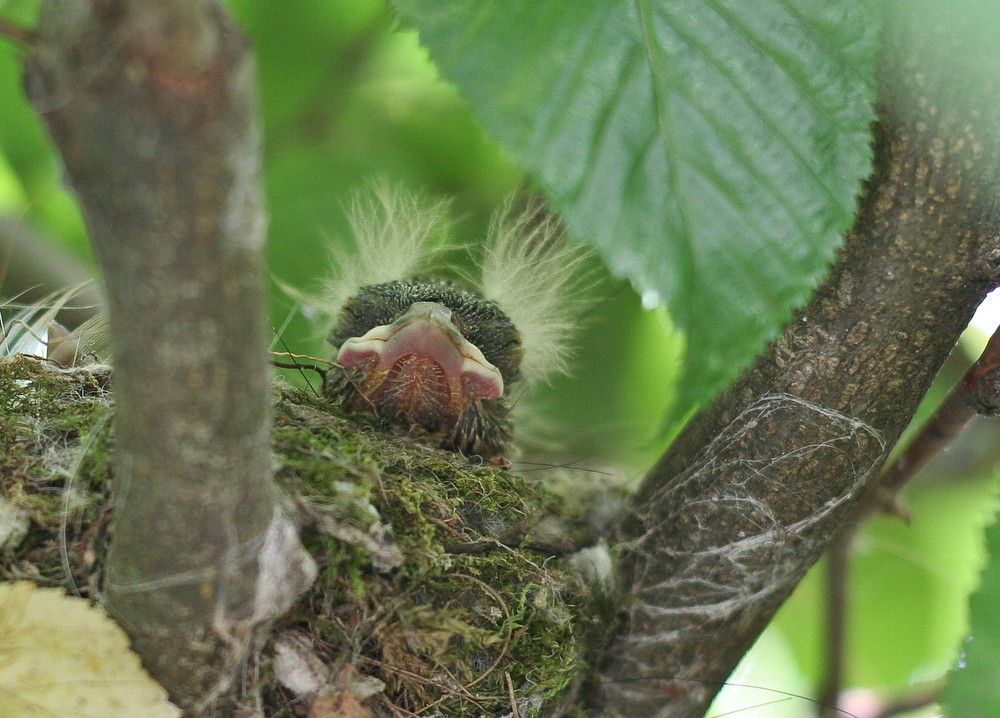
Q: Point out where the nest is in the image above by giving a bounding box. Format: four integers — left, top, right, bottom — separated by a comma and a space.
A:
0, 355, 602, 717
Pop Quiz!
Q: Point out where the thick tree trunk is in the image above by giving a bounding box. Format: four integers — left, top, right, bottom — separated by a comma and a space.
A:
595, 9, 1000, 718
24, 2, 314, 712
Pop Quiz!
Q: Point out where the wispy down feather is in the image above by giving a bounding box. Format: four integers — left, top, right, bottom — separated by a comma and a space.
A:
479, 199, 590, 387
319, 186, 590, 388
1, 284, 106, 365
318, 183, 452, 323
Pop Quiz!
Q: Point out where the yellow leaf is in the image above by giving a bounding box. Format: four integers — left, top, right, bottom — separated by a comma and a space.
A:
0, 581, 181, 718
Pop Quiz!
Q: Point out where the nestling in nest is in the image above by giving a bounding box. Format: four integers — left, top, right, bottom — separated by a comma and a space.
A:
318, 186, 590, 459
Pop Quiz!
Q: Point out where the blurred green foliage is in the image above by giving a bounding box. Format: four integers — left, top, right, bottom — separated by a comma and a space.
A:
0, 0, 87, 251
941, 499, 1000, 716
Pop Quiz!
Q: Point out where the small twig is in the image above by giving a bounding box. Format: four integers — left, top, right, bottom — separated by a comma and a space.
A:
270, 359, 329, 375
0, 18, 36, 45
874, 688, 939, 718
863, 323, 1000, 519
270, 352, 338, 397
506, 672, 520, 718
269, 351, 336, 375
270, 350, 336, 366
819, 526, 853, 718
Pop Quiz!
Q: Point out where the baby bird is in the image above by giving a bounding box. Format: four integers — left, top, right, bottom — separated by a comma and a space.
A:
320, 186, 587, 458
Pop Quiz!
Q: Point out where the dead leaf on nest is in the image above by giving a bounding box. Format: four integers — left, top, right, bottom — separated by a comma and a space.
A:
0, 581, 181, 718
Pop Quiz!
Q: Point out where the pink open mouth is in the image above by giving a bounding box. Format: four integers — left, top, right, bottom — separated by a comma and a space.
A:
337, 301, 504, 426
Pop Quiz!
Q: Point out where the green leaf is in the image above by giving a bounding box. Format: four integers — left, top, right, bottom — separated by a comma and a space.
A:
942, 506, 1000, 716
390, 0, 879, 416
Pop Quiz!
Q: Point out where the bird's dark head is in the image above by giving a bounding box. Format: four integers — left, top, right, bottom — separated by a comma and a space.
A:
326, 279, 522, 457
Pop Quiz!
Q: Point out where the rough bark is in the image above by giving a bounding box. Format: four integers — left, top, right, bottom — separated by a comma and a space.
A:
595, 11, 1000, 718
23, 1, 314, 712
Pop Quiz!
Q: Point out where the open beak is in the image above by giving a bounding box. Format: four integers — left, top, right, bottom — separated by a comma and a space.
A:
336, 301, 504, 427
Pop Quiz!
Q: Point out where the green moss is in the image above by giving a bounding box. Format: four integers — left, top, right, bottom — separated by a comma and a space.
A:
1, 357, 593, 717
0, 356, 113, 590
273, 384, 585, 716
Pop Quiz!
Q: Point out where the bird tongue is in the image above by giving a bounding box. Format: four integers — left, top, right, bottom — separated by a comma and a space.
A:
337, 302, 505, 422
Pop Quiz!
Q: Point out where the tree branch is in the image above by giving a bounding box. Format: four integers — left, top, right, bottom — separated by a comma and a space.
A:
0, 17, 34, 46
820, 530, 852, 718
0, 215, 103, 327
869, 325, 1000, 516
24, 1, 314, 711
594, 11, 1000, 718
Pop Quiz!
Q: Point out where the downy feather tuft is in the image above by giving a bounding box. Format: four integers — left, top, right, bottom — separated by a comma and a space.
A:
478, 200, 590, 387
320, 186, 590, 390
1, 283, 107, 365
318, 183, 451, 323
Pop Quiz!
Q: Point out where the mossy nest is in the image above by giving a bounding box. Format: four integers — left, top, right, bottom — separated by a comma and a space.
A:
1, 355, 604, 717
